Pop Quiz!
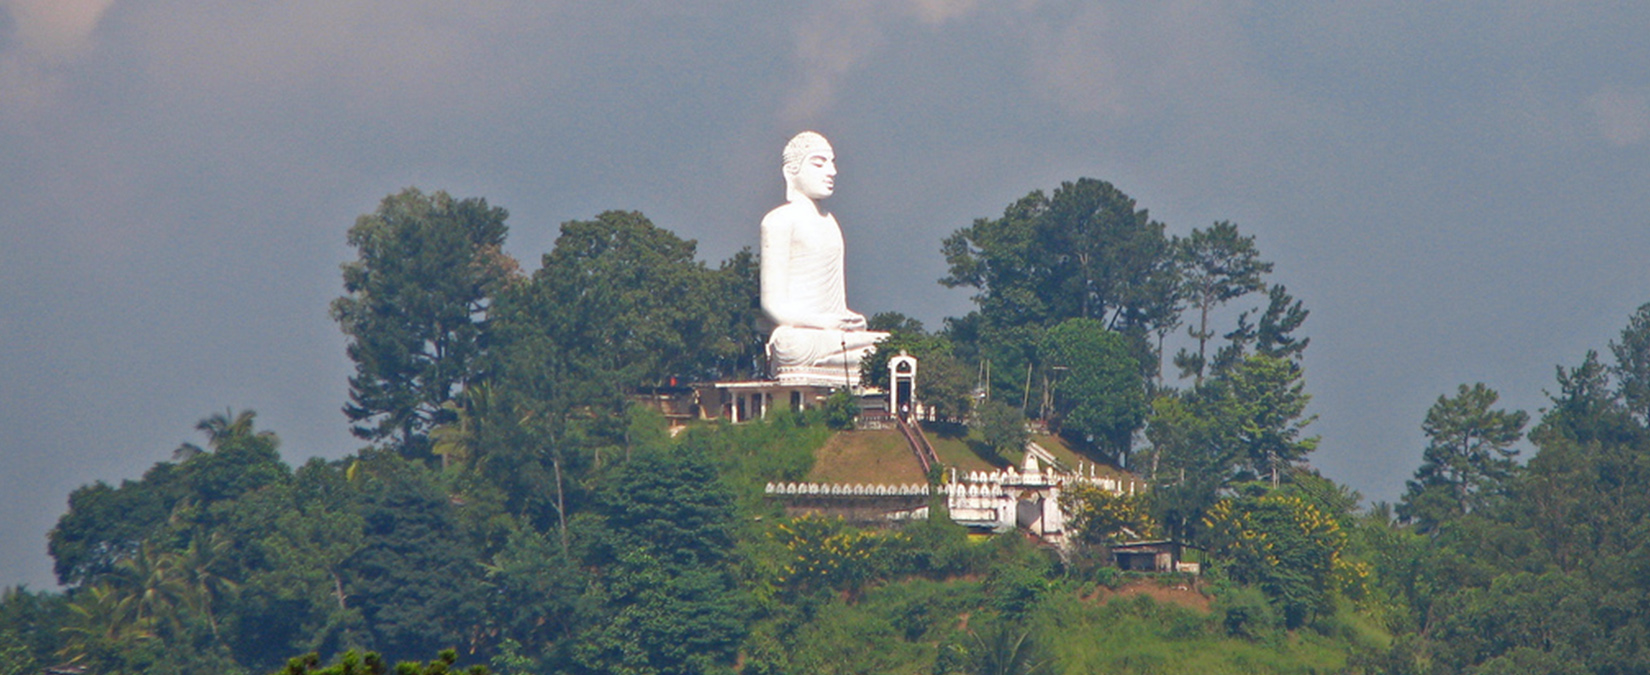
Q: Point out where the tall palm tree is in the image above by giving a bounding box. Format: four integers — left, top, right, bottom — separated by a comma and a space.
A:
174, 407, 277, 460
197, 408, 277, 450
58, 584, 155, 663
112, 541, 187, 637
171, 533, 240, 641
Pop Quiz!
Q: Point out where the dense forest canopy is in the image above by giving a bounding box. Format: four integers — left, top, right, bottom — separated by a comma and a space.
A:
9, 183, 1650, 674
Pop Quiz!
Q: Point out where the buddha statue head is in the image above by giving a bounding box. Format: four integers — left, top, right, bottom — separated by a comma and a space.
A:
782, 131, 836, 202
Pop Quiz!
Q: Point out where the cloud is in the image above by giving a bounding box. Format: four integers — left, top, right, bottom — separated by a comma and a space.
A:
1587, 86, 1650, 146
131, 2, 548, 102
1, 0, 113, 55
779, 0, 983, 125
1026, 0, 1258, 122
906, 0, 983, 24
0, 0, 116, 113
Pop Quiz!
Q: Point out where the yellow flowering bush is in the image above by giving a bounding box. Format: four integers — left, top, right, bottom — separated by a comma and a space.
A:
1060, 483, 1159, 545
1203, 494, 1352, 627
768, 515, 906, 597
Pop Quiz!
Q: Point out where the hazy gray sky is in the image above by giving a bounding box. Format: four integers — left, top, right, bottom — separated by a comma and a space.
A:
5, 1, 1649, 589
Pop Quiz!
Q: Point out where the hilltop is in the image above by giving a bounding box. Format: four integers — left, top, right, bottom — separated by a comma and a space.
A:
12, 182, 1650, 675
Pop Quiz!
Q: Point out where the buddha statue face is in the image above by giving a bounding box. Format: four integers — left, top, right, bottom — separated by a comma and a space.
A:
783, 131, 836, 201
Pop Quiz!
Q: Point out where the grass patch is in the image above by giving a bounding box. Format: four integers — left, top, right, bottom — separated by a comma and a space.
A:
1037, 591, 1354, 674
926, 432, 1002, 473
758, 572, 1372, 675
806, 429, 929, 485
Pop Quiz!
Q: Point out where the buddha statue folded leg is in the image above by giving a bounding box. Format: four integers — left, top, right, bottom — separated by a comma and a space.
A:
767, 326, 889, 385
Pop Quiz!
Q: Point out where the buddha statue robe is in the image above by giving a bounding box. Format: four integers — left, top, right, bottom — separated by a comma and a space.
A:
761, 205, 886, 384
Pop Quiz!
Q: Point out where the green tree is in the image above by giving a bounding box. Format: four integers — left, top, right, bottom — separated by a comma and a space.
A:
867, 311, 926, 334
941, 313, 1042, 418
915, 351, 979, 422
462, 211, 740, 558
0, 588, 67, 675
1205, 284, 1310, 377
49, 474, 177, 588
111, 542, 188, 638
48, 410, 287, 588
1423, 572, 1596, 675
1207, 355, 1318, 486
941, 178, 1178, 398
93, 538, 243, 675
976, 399, 1028, 458
1355, 308, 1650, 670
1343, 504, 1432, 633
1531, 349, 1637, 446
1172, 221, 1271, 382
1610, 302, 1650, 425
235, 459, 370, 667
44, 411, 293, 674
1141, 394, 1228, 542
590, 432, 732, 565
1252, 285, 1310, 361
341, 455, 484, 665
477, 528, 583, 663
1398, 383, 1527, 533
1500, 352, 1650, 573
822, 389, 858, 431
0, 629, 36, 675
766, 516, 894, 599
859, 328, 942, 389
424, 378, 583, 550
572, 445, 746, 675
175, 409, 287, 508
63, 540, 252, 673
705, 248, 767, 380
163, 533, 240, 643
480, 211, 751, 509
176, 408, 276, 458
1038, 318, 1147, 462
523, 210, 736, 394
332, 188, 517, 457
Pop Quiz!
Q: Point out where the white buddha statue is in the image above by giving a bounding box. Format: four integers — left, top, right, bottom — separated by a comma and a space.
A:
761, 131, 888, 385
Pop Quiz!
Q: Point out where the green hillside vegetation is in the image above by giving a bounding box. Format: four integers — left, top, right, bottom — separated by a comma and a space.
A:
9, 182, 1650, 674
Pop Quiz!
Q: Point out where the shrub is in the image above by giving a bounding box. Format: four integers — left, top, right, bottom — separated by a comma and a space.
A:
1213, 583, 1281, 641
